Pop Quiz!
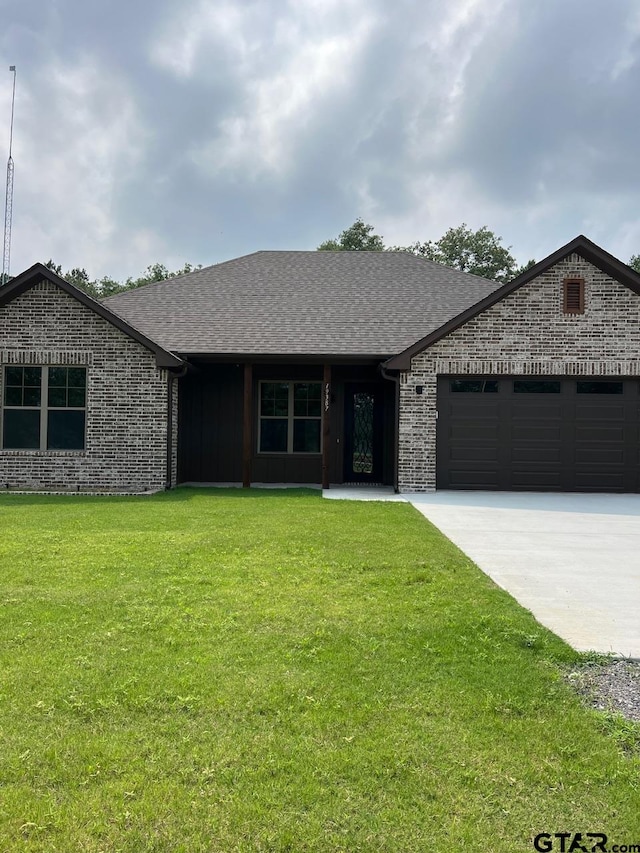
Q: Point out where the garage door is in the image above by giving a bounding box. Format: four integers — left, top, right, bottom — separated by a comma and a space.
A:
436, 377, 640, 491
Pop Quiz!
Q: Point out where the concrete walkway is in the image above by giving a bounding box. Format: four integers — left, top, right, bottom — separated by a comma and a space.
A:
324, 487, 640, 657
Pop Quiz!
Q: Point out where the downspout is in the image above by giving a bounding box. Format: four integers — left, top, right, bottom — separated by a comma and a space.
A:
166, 364, 189, 490
380, 363, 400, 493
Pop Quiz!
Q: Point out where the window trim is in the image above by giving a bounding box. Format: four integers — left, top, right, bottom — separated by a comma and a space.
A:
258, 380, 322, 455
563, 277, 585, 314
1, 365, 87, 452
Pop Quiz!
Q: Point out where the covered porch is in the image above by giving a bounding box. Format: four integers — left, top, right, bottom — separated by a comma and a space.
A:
177, 359, 397, 488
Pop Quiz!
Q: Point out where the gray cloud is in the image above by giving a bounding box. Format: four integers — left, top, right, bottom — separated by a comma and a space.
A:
1, 0, 639, 279
447, 2, 640, 196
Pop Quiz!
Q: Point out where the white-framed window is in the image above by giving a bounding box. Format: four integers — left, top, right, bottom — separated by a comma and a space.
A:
258, 381, 322, 454
1, 365, 87, 450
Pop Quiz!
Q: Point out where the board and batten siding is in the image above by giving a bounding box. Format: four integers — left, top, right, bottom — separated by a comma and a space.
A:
398, 253, 640, 491
0, 278, 175, 492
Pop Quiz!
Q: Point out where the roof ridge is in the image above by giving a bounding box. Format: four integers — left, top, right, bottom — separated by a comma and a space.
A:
252, 249, 498, 284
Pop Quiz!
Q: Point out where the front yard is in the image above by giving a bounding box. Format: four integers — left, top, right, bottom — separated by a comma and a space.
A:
0, 489, 637, 851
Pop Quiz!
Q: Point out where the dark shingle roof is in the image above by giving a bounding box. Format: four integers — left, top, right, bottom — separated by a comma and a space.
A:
102, 251, 499, 357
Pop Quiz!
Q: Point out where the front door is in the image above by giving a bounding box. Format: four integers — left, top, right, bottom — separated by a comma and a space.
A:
343, 384, 383, 483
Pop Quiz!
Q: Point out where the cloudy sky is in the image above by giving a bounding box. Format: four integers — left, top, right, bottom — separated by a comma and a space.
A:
1, 0, 639, 281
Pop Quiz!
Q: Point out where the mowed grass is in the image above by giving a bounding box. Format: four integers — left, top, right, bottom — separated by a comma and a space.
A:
0, 489, 637, 852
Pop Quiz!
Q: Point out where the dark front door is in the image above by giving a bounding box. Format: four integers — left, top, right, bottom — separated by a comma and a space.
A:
343, 384, 384, 483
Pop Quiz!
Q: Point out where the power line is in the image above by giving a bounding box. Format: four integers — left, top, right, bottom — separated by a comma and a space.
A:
2, 65, 16, 287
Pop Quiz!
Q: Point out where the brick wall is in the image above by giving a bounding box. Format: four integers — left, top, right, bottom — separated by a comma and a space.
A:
170, 376, 179, 488
0, 279, 173, 492
398, 254, 640, 491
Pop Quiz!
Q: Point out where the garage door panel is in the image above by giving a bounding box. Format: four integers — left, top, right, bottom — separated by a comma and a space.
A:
447, 403, 499, 419
512, 403, 563, 419
448, 469, 500, 487
436, 376, 640, 492
511, 425, 561, 441
511, 470, 562, 489
449, 446, 499, 461
449, 424, 498, 442
574, 471, 626, 490
575, 447, 625, 464
511, 446, 562, 463
575, 426, 625, 442
576, 404, 625, 419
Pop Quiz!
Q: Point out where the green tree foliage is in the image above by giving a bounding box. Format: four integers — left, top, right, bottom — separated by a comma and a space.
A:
317, 218, 385, 251
629, 254, 640, 273
44, 262, 94, 293
394, 224, 527, 283
320, 220, 533, 282
44, 260, 201, 299
514, 257, 537, 277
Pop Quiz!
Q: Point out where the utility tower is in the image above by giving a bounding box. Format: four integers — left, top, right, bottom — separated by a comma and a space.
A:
2, 65, 16, 287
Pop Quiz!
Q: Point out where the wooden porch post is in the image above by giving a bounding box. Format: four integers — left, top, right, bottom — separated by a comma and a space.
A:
322, 364, 331, 490
243, 363, 253, 488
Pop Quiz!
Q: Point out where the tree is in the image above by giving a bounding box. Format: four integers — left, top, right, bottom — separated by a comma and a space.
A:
629, 255, 640, 273
44, 259, 201, 298
514, 258, 537, 277
45, 261, 100, 297
394, 224, 525, 283
317, 218, 385, 251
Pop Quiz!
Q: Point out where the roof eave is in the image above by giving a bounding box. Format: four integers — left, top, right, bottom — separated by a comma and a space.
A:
178, 351, 394, 364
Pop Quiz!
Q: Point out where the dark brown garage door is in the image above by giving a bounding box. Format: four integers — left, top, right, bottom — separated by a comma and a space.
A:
436, 377, 640, 491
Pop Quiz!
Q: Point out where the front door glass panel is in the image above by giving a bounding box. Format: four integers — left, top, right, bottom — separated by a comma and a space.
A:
343, 384, 383, 483
352, 392, 374, 475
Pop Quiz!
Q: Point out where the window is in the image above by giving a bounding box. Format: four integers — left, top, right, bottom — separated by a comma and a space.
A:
563, 278, 584, 314
514, 380, 561, 393
2, 366, 87, 450
259, 381, 321, 453
450, 380, 499, 393
576, 381, 623, 395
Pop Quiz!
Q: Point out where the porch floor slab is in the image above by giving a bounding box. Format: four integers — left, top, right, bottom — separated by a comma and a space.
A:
179, 482, 322, 490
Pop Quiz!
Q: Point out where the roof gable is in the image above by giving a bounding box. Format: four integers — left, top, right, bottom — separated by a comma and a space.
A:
0, 263, 184, 368
384, 235, 640, 370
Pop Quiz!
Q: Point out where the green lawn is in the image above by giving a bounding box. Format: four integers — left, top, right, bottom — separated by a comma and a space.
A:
0, 489, 637, 852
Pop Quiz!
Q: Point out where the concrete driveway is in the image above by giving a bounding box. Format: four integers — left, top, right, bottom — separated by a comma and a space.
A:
406, 492, 640, 658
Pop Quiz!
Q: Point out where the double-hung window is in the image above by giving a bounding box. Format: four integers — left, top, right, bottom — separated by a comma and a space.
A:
259, 381, 322, 453
2, 366, 87, 450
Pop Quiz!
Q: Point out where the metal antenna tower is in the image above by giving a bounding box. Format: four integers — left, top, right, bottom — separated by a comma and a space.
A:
2, 65, 16, 286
